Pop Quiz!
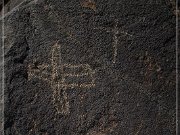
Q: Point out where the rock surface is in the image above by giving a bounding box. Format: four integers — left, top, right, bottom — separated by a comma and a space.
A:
0, 0, 25, 16
0, 0, 176, 134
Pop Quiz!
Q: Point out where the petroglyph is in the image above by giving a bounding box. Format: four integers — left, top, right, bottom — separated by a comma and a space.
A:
94, 20, 132, 63
28, 42, 95, 115
112, 20, 119, 64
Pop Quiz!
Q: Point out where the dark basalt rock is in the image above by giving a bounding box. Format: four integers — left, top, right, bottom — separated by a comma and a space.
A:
0, 0, 176, 135
0, 0, 25, 13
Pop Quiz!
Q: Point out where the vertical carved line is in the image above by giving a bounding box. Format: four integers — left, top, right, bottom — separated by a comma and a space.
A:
51, 43, 69, 115
112, 20, 119, 64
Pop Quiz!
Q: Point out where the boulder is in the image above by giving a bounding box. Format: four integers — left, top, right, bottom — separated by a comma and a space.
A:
0, 0, 176, 134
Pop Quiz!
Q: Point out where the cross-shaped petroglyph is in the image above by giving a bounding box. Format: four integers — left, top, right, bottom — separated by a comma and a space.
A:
94, 20, 133, 63
28, 43, 95, 115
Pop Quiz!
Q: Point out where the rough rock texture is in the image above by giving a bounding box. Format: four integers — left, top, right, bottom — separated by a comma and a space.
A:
1, 0, 176, 134
0, 21, 3, 135
0, 0, 25, 16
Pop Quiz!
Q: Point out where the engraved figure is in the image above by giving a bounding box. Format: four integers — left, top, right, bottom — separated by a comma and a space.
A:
94, 19, 133, 63
28, 42, 95, 115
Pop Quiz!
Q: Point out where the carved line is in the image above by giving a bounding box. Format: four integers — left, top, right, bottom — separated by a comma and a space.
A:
112, 20, 118, 64
93, 20, 133, 63
51, 43, 70, 115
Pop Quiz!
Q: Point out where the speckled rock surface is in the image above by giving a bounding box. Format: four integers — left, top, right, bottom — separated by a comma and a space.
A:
0, 0, 25, 15
0, 0, 176, 134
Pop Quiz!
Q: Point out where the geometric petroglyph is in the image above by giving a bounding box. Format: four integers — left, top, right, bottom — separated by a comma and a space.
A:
94, 19, 133, 63
28, 42, 95, 115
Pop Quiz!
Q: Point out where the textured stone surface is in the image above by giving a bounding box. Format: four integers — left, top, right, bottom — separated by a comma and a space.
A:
1, 0, 176, 134
0, 0, 25, 16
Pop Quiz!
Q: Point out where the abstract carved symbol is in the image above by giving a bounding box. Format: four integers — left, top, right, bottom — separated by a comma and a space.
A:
28, 42, 95, 115
94, 19, 133, 63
